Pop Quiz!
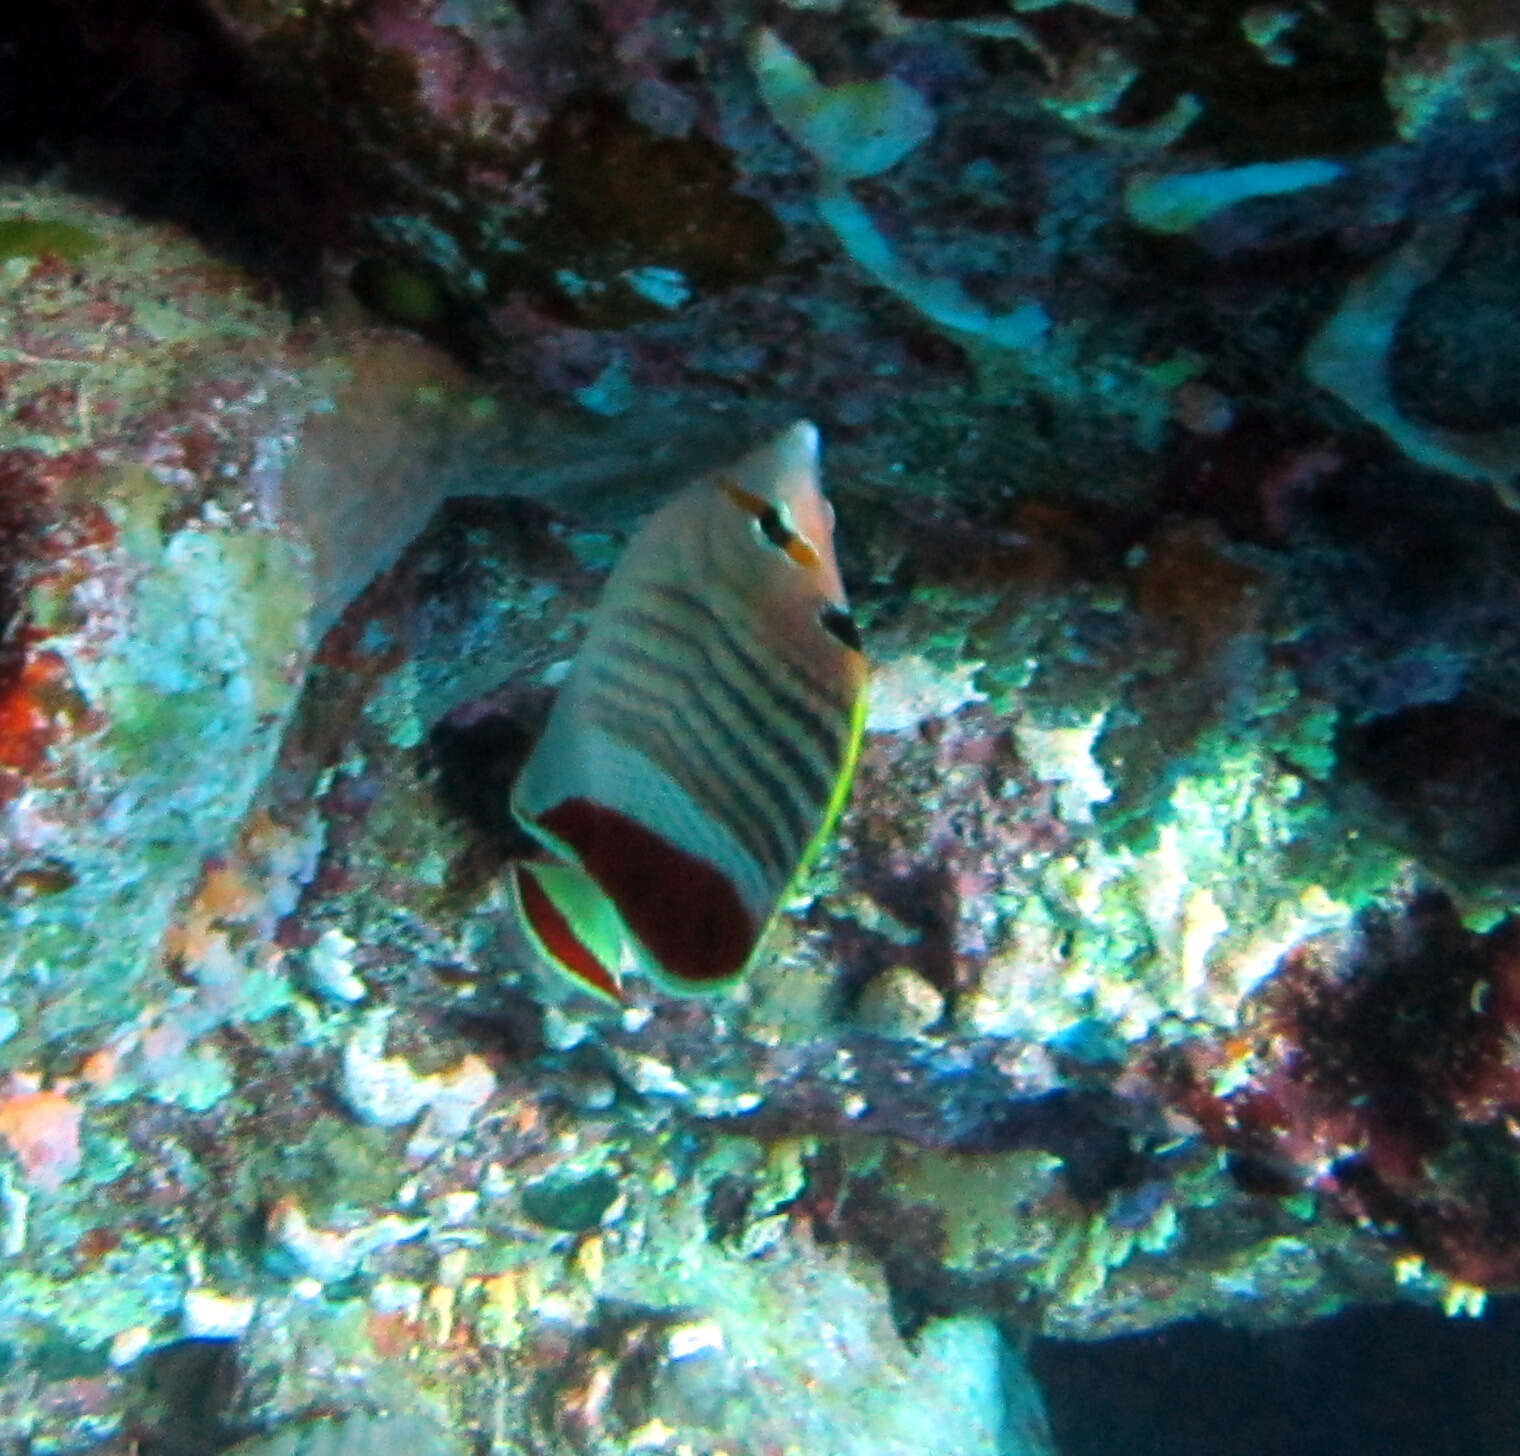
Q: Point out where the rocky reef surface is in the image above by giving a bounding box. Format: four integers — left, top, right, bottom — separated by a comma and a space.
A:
3, 0, 1520, 1450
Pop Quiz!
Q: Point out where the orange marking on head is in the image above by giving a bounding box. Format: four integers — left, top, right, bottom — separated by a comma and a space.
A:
782, 535, 821, 569
719, 478, 770, 516
719, 479, 822, 570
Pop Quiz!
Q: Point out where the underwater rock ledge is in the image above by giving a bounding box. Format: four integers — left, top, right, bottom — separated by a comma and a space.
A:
5, 0, 1520, 1448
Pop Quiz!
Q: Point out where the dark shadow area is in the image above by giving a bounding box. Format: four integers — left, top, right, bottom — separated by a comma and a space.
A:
1341, 701, 1520, 872
120, 1337, 244, 1454
0, 0, 343, 302
1032, 1298, 1520, 1456
429, 709, 541, 850
1123, 0, 1393, 160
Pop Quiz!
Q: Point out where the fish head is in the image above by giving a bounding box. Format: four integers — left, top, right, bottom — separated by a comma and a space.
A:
714, 420, 850, 610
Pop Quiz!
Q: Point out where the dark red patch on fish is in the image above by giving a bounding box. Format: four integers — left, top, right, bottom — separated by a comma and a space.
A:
514, 862, 623, 1002
539, 797, 757, 984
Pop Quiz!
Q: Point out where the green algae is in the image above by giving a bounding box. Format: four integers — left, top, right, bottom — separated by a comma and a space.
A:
350, 256, 453, 329
962, 725, 1410, 1051
521, 1168, 621, 1232
224, 1412, 470, 1456
147, 1044, 236, 1112
8, 1233, 184, 1352
885, 1146, 1069, 1278
236, 1117, 400, 1225
0, 187, 339, 1068
972, 585, 1134, 728
0, 217, 99, 262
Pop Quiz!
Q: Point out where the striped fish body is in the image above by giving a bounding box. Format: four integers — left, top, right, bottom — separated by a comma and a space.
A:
510, 421, 866, 1000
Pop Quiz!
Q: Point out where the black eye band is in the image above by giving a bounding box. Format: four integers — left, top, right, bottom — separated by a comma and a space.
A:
719, 478, 822, 569
819, 606, 862, 652
757, 505, 796, 552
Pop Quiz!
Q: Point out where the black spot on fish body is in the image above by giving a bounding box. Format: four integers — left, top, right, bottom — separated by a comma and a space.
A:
612, 609, 835, 811
819, 606, 862, 653
642, 585, 849, 765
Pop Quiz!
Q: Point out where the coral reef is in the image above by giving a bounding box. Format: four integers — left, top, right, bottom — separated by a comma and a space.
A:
3, 0, 1520, 1448
1164, 897, 1520, 1300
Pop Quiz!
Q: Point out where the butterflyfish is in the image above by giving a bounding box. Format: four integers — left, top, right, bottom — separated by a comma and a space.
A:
509, 421, 867, 1001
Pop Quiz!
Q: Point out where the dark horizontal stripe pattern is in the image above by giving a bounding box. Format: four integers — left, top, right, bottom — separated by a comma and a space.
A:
582, 661, 796, 882
639, 582, 850, 773
617, 606, 833, 813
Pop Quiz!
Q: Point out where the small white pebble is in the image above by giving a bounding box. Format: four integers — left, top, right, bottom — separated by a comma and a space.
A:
619, 1005, 654, 1034
854, 965, 945, 1038
543, 1005, 592, 1050
628, 1417, 680, 1450
479, 1162, 513, 1199
181, 1288, 255, 1340
621, 265, 691, 310
108, 1325, 154, 1368
431, 1189, 481, 1226
617, 1052, 689, 1098
666, 1319, 725, 1362
306, 927, 366, 1003
370, 1278, 425, 1318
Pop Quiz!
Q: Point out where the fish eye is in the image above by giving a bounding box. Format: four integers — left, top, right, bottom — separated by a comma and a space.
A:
720, 478, 821, 569
819, 605, 862, 652
755, 502, 797, 552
